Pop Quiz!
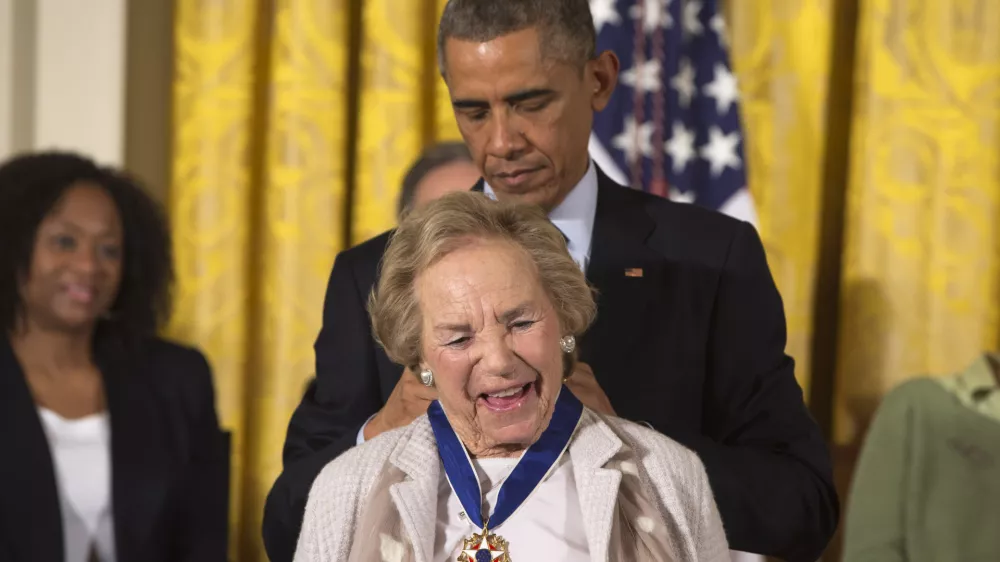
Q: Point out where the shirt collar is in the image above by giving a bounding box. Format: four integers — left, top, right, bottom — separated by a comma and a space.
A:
938, 353, 1000, 422
483, 161, 599, 270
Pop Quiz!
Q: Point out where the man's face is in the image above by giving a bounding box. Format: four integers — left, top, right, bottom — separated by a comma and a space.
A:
411, 160, 481, 210
443, 28, 617, 211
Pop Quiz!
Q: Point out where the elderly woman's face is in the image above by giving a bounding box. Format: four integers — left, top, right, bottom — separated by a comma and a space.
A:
416, 238, 564, 457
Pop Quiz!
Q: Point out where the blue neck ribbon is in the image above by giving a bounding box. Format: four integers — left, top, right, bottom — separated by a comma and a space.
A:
427, 386, 583, 531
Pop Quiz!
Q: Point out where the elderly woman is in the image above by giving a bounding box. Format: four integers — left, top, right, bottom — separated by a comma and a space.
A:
294, 192, 729, 562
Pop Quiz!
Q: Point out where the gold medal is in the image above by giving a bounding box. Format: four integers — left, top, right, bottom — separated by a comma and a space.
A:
457, 525, 510, 562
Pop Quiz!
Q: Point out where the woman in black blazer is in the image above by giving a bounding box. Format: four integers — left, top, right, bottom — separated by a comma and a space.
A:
0, 152, 228, 561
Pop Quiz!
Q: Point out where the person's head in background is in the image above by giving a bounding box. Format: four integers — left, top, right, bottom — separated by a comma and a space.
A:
396, 141, 480, 220
437, 0, 619, 213
0, 151, 172, 348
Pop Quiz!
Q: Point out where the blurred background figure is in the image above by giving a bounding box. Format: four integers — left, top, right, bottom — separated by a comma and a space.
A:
841, 353, 1000, 561
0, 152, 228, 562
395, 141, 478, 219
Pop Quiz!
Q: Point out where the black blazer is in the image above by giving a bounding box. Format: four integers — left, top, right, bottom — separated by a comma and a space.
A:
0, 336, 229, 562
264, 170, 839, 562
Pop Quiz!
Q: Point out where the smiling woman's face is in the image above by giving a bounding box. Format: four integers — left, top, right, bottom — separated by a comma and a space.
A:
20, 183, 123, 332
416, 237, 564, 457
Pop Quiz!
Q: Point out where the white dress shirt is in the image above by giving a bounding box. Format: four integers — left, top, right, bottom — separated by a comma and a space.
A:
434, 455, 589, 561
38, 407, 117, 562
357, 162, 601, 446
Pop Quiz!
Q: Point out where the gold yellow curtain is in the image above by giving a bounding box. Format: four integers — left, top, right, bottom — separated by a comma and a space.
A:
245, 2, 350, 559
166, 1, 1000, 560
352, 0, 461, 243
434, 0, 462, 142
168, 2, 259, 557
727, 1, 1000, 558
352, 0, 426, 242
729, 0, 1000, 431
170, 0, 350, 559
832, 0, 1000, 446
169, 0, 453, 559
728, 0, 837, 398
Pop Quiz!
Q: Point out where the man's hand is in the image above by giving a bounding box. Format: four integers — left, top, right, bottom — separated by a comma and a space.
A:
564, 362, 616, 416
364, 367, 438, 440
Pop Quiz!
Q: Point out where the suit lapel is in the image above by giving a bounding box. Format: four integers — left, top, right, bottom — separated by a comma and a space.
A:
582, 170, 661, 373
0, 339, 64, 561
387, 418, 440, 562
101, 346, 172, 561
569, 410, 625, 562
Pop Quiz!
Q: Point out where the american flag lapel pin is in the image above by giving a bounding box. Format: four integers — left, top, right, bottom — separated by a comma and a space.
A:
624, 267, 643, 278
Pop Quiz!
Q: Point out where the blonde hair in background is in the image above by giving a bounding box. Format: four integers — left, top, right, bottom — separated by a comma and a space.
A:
368, 191, 596, 370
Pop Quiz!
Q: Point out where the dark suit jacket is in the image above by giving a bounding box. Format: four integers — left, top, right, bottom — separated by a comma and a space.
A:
264, 170, 839, 562
0, 336, 229, 562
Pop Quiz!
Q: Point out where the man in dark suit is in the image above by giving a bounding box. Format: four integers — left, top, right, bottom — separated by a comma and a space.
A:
263, 1, 838, 561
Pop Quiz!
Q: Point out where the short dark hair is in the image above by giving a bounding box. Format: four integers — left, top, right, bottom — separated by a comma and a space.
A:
437, 0, 597, 76
397, 141, 474, 218
0, 151, 173, 347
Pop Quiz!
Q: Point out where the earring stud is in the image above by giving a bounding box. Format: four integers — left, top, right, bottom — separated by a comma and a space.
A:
559, 335, 576, 354
418, 368, 435, 387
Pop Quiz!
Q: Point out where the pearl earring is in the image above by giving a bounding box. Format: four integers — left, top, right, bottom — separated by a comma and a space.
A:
559, 335, 576, 354
418, 368, 435, 387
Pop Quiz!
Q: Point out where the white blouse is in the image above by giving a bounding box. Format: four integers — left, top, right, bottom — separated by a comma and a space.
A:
38, 407, 117, 562
434, 455, 590, 561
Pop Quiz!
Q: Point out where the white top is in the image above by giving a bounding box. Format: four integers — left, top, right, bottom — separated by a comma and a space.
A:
484, 160, 599, 272
38, 407, 117, 562
434, 455, 589, 561
296, 409, 731, 562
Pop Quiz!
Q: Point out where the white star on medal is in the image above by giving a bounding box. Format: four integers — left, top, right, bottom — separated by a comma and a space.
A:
460, 531, 505, 561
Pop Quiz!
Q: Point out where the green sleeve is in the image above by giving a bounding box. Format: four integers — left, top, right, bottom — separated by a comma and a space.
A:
841, 384, 920, 562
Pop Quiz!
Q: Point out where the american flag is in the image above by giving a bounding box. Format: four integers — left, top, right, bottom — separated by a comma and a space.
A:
589, 3, 762, 561
588, 0, 757, 225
